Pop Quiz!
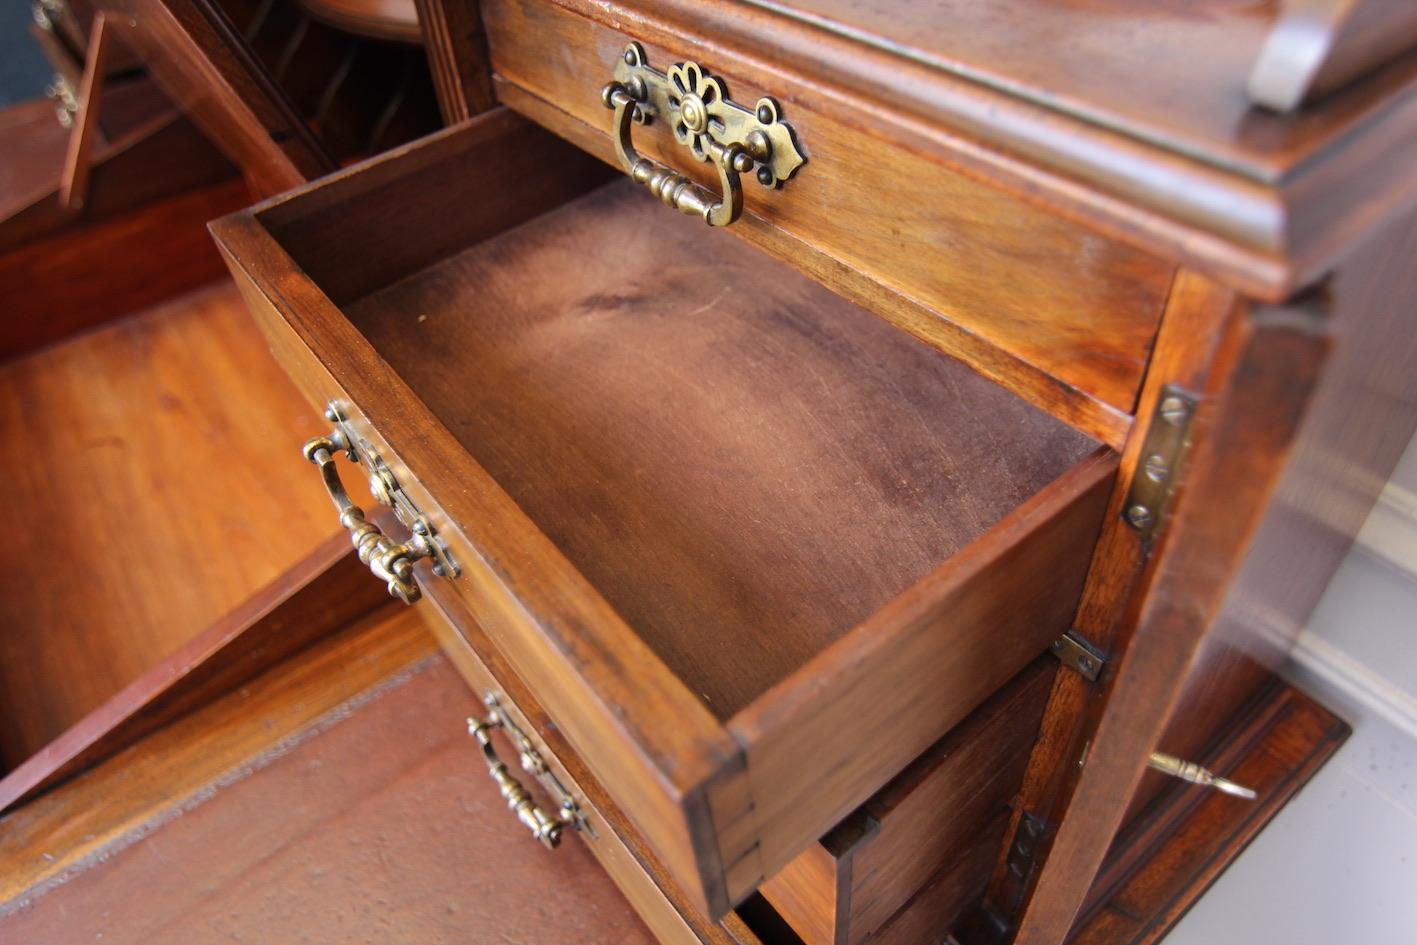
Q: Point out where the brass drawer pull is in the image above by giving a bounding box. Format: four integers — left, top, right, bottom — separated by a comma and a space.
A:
468, 695, 586, 849
601, 42, 804, 227
302, 402, 457, 604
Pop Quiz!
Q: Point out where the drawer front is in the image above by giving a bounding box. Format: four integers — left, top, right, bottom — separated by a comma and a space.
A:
761, 661, 1054, 945
416, 555, 766, 945
214, 110, 1117, 919
482, 0, 1175, 433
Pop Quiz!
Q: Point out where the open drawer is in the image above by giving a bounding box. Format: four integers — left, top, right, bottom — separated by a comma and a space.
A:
211, 109, 1116, 918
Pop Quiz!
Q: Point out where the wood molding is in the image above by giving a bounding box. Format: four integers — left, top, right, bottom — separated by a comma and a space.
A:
1250, 0, 1417, 111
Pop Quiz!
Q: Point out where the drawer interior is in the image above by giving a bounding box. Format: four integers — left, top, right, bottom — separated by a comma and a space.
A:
266, 175, 1097, 721
225, 111, 1116, 914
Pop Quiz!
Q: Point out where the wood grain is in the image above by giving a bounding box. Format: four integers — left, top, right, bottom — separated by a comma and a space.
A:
865, 815, 1008, 945
0, 282, 339, 769
762, 661, 1054, 945
1130, 196, 1417, 839
483, 0, 1175, 415
977, 268, 1245, 930
298, 0, 421, 43
413, 0, 495, 122
212, 108, 1118, 916
499, 0, 1417, 301
0, 604, 439, 908
0, 178, 251, 360
348, 180, 1099, 719
1068, 684, 1348, 945
730, 450, 1113, 897
422, 583, 766, 945
1010, 301, 1331, 944
0, 532, 392, 812
0, 626, 661, 945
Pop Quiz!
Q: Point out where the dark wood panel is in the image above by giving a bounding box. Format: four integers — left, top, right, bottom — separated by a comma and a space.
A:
762, 660, 1054, 945
0, 179, 251, 360
1009, 301, 1332, 943
346, 179, 1098, 719
0, 282, 340, 768
94, 0, 333, 194
413, 0, 495, 121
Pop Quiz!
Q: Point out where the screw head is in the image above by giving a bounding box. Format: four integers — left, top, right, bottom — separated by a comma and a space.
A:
1143, 453, 1170, 483
1079, 655, 1095, 673
757, 102, 773, 123
1159, 395, 1189, 426
623, 49, 636, 65
1126, 504, 1154, 529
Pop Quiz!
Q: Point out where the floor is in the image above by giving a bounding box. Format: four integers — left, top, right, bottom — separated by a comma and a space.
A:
1166, 438, 1417, 945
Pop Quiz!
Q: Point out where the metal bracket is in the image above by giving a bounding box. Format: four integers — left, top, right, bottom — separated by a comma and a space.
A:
324, 402, 460, 581
1049, 629, 1108, 682
1005, 811, 1048, 883
1122, 385, 1197, 545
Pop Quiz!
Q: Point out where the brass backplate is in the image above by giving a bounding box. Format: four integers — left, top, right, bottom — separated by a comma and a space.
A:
325, 402, 459, 581
611, 42, 805, 189
1122, 385, 1197, 546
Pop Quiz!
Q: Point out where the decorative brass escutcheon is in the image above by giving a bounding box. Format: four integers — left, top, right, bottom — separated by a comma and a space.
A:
601, 42, 805, 227
468, 694, 587, 849
302, 402, 458, 604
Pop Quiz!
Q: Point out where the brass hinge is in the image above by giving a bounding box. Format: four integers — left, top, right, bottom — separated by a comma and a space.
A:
1122, 385, 1197, 546
1005, 811, 1049, 884
1050, 628, 1107, 681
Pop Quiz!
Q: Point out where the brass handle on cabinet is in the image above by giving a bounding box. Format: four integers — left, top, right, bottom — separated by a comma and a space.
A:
304, 433, 431, 604
468, 695, 585, 849
600, 42, 804, 228
302, 402, 459, 604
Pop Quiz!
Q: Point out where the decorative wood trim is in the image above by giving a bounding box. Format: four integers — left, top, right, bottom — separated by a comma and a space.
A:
1250, 0, 1417, 112
414, 0, 496, 123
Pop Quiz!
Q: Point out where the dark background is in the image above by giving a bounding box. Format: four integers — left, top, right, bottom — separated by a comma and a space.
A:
3, 0, 56, 105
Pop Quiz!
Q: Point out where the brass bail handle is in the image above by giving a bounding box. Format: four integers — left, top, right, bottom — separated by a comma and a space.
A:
303, 431, 427, 604
467, 696, 581, 850
601, 42, 805, 228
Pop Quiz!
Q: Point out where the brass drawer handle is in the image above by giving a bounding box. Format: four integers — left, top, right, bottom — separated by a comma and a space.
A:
601, 42, 804, 227
468, 695, 586, 849
302, 403, 457, 604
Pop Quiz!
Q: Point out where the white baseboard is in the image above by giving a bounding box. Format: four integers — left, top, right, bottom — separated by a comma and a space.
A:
1354, 482, 1417, 581
1284, 629, 1417, 741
